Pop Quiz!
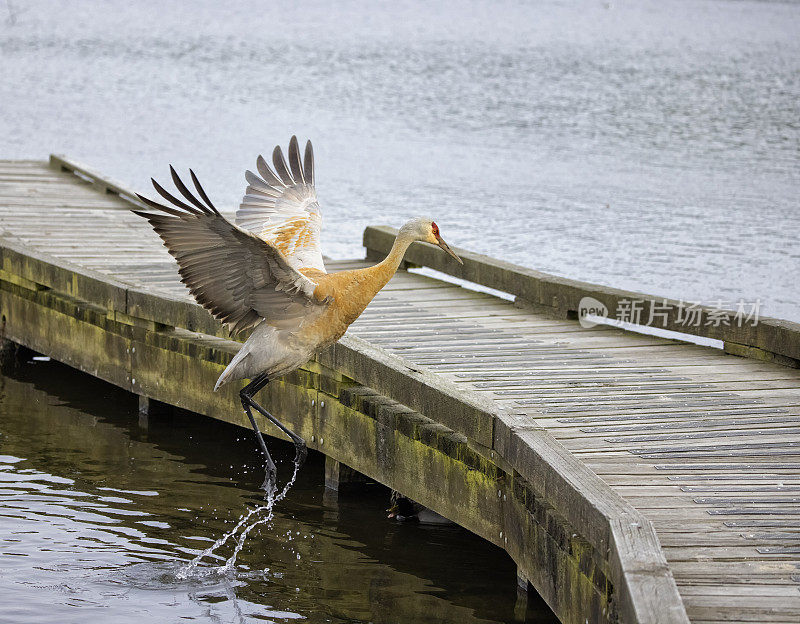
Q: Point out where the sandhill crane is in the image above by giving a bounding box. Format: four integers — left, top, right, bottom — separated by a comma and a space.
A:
133, 136, 462, 493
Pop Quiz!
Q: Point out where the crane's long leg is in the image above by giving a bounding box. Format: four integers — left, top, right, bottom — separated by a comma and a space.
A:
240, 373, 308, 494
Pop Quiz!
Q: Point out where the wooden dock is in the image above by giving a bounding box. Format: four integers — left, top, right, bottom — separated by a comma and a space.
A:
1, 156, 799, 623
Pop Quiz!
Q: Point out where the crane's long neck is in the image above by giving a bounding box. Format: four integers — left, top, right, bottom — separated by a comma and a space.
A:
371, 231, 415, 289
304, 231, 419, 348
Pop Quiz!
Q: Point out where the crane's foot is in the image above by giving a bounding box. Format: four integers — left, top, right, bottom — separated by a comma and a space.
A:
246, 396, 308, 471
261, 465, 277, 498
240, 373, 307, 497
294, 438, 308, 469
241, 396, 278, 497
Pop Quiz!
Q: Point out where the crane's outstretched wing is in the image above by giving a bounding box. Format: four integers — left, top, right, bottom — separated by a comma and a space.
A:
235, 136, 325, 274
133, 168, 330, 335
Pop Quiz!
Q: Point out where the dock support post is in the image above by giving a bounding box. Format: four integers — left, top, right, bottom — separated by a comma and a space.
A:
323, 457, 370, 520
138, 396, 150, 429
514, 569, 530, 622
324, 456, 368, 491
138, 395, 171, 429
0, 338, 16, 363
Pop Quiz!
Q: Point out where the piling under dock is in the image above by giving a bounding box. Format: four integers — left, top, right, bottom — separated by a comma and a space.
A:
1, 156, 799, 623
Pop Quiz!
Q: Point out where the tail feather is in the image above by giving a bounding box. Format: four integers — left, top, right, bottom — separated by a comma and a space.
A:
214, 346, 250, 391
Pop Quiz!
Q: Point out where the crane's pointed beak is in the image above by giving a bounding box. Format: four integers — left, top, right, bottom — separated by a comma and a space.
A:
436, 236, 463, 265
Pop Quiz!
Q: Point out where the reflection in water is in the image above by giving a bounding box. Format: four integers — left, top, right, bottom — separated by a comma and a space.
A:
0, 350, 556, 623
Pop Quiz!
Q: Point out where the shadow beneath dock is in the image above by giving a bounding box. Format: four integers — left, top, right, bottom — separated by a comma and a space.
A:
0, 345, 557, 624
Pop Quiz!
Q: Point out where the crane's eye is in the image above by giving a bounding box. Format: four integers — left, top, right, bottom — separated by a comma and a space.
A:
431, 222, 439, 236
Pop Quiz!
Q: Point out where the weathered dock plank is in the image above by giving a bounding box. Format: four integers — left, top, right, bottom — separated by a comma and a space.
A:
2, 156, 799, 622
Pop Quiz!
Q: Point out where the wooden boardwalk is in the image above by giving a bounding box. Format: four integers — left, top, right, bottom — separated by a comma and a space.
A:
1, 157, 799, 623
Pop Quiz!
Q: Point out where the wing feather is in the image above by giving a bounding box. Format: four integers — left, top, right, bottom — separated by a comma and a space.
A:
272, 145, 294, 186
189, 169, 221, 214
235, 136, 326, 273
151, 178, 204, 215
303, 140, 314, 186
256, 154, 286, 188
133, 169, 330, 336
170, 165, 215, 214
244, 170, 281, 196
287, 135, 305, 184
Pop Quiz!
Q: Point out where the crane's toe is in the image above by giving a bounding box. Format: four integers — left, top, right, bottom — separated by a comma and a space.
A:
261, 467, 277, 498
293, 439, 308, 469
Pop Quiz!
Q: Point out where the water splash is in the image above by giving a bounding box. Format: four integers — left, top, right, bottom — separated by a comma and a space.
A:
177, 459, 302, 580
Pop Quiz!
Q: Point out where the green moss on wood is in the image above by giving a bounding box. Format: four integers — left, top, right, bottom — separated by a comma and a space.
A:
0, 264, 619, 624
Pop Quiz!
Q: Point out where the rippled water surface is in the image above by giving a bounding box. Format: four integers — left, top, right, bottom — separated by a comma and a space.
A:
0, 353, 555, 623
0, 0, 798, 320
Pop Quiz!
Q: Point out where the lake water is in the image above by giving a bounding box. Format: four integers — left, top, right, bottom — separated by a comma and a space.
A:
1, 0, 798, 321
0, 352, 556, 623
